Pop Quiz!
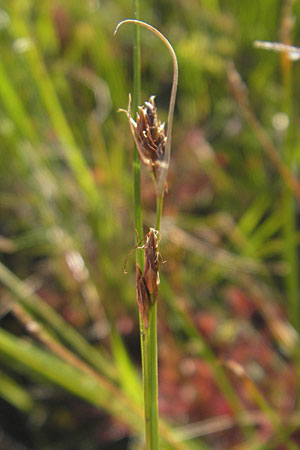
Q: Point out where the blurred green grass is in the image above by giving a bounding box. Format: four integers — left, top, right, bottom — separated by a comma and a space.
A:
1, 0, 300, 449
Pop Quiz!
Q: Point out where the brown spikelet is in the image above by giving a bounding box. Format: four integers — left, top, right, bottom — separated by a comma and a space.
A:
135, 96, 167, 179
136, 265, 151, 329
120, 95, 168, 187
143, 228, 160, 300
135, 228, 160, 328
115, 19, 178, 196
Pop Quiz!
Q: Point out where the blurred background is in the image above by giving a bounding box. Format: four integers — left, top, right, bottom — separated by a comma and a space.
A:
1, 0, 300, 449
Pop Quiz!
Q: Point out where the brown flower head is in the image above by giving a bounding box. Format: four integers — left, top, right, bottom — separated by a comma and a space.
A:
120, 95, 168, 187
135, 96, 167, 178
136, 265, 151, 329
143, 227, 160, 299
115, 19, 178, 196
135, 228, 160, 329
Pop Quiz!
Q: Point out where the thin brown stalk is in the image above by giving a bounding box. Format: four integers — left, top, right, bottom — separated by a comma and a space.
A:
280, 0, 296, 47
227, 62, 300, 203
238, 274, 299, 354
163, 219, 266, 276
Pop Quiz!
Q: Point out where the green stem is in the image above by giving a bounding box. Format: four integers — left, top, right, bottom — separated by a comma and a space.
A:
156, 194, 164, 232
142, 194, 163, 449
131, 2, 156, 447
132, 0, 143, 268
144, 302, 159, 449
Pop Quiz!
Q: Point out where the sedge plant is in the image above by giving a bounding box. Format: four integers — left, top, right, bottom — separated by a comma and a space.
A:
115, 19, 178, 449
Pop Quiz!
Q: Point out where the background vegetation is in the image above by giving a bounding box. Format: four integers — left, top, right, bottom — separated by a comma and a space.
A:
1, 0, 300, 448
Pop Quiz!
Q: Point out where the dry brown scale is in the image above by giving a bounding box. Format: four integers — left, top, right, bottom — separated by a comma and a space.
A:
136, 228, 160, 329
135, 96, 167, 180
120, 95, 168, 188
